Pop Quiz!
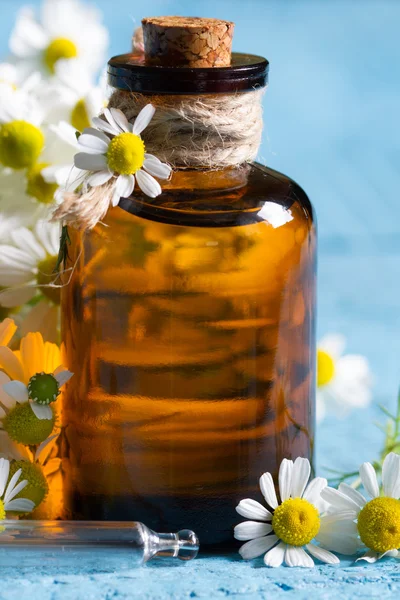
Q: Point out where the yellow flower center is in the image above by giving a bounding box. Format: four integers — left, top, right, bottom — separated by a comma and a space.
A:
8, 460, 48, 512
70, 98, 91, 133
107, 132, 145, 175
0, 120, 44, 170
357, 497, 400, 553
0, 499, 5, 520
37, 255, 60, 304
26, 162, 58, 204
2, 402, 56, 446
272, 498, 320, 546
43, 37, 78, 74
317, 349, 336, 387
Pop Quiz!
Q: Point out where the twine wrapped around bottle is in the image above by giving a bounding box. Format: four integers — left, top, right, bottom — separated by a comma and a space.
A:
107, 89, 264, 170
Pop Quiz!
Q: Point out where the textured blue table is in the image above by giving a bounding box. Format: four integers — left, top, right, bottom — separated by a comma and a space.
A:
1, 553, 399, 599
1, 0, 400, 597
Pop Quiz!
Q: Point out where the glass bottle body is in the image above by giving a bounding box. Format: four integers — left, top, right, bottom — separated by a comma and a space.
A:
60, 163, 316, 547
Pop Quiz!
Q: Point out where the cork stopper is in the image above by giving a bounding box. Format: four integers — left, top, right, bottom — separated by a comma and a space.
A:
142, 16, 234, 68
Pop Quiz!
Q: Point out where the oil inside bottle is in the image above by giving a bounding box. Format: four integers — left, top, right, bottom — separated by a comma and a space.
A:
60, 164, 316, 547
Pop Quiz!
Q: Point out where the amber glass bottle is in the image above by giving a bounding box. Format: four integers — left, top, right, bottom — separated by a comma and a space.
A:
61, 43, 316, 548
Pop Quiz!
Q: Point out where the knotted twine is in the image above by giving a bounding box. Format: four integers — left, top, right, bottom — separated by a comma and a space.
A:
108, 89, 264, 170
53, 88, 264, 230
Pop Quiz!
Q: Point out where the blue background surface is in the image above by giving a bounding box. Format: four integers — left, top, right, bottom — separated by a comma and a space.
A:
1, 0, 400, 597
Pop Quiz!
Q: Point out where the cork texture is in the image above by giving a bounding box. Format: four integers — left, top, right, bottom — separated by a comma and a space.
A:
142, 16, 234, 67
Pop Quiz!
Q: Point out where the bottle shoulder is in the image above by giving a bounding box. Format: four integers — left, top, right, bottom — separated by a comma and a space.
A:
117, 162, 315, 229
251, 162, 314, 224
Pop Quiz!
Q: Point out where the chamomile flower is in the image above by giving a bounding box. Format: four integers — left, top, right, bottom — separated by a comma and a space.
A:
0, 457, 35, 516
0, 329, 72, 427
9, 0, 108, 78
0, 431, 59, 509
0, 62, 40, 94
73, 105, 172, 204
321, 452, 400, 563
0, 220, 60, 309
317, 334, 372, 421
1, 363, 72, 426
0, 88, 45, 171
234, 458, 340, 567
51, 59, 107, 132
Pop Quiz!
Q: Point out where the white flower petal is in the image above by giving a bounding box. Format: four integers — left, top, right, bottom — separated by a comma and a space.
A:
0, 372, 14, 409
264, 541, 286, 567
382, 550, 399, 558
360, 462, 380, 499
382, 452, 400, 498
4, 478, 28, 504
291, 457, 311, 498
235, 498, 272, 522
320, 486, 361, 513
2, 381, 29, 404
338, 483, 366, 509
5, 498, 35, 513
74, 152, 107, 172
92, 117, 119, 136
136, 169, 162, 198
30, 402, 53, 421
234, 521, 272, 541
259, 472, 278, 509
143, 157, 172, 179
285, 545, 314, 568
316, 531, 360, 556
87, 170, 113, 187
78, 133, 109, 154
318, 334, 346, 359
278, 458, 293, 502
356, 550, 379, 563
306, 543, 340, 565
132, 104, 155, 135
82, 127, 111, 145
35, 433, 59, 464
110, 108, 130, 132
0, 286, 37, 308
239, 534, 278, 560
0, 458, 10, 497
104, 108, 123, 133
10, 228, 46, 262
4, 468, 24, 503
114, 174, 135, 202
303, 477, 327, 506
54, 369, 74, 387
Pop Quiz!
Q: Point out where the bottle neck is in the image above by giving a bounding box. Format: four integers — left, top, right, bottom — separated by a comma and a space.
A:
161, 164, 251, 193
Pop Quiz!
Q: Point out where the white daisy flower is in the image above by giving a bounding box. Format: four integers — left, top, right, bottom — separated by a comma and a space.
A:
1, 366, 73, 421
74, 105, 172, 204
0, 220, 60, 310
0, 457, 35, 515
317, 334, 372, 422
0, 88, 45, 171
234, 457, 341, 567
0, 62, 41, 94
9, 0, 108, 78
321, 452, 400, 563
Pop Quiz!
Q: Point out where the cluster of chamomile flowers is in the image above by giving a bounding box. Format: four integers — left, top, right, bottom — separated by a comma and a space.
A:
0, 317, 73, 517
235, 455, 400, 567
0, 0, 109, 337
